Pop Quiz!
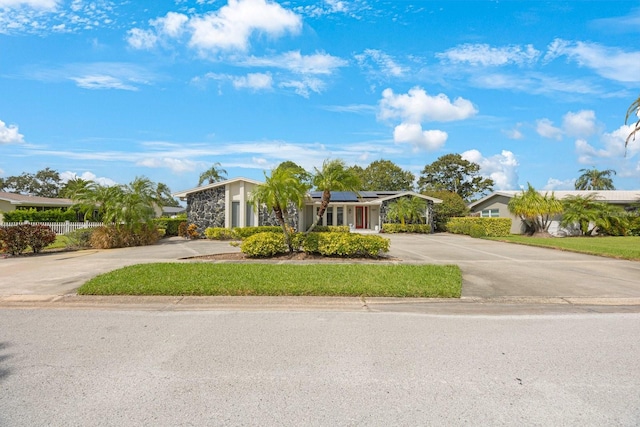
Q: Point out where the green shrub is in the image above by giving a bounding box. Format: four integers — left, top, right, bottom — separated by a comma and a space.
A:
240, 232, 288, 257
232, 226, 284, 239
301, 232, 389, 258
65, 228, 94, 249
311, 225, 350, 233
90, 225, 160, 249
2, 208, 77, 223
204, 227, 235, 240
446, 217, 511, 237
154, 218, 184, 236
382, 223, 431, 234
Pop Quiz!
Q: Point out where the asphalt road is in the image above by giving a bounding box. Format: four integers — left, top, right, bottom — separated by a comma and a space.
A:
1, 309, 639, 426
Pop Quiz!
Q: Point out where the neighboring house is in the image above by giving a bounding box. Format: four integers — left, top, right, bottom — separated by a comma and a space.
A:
161, 206, 186, 217
469, 190, 640, 235
0, 191, 74, 223
173, 178, 442, 233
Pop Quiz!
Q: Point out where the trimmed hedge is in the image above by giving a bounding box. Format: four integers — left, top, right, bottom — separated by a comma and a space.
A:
446, 217, 511, 237
301, 232, 389, 258
2, 208, 77, 222
240, 232, 288, 257
204, 227, 234, 240
0, 224, 56, 255
232, 226, 287, 239
382, 224, 431, 234
89, 225, 160, 249
310, 225, 350, 233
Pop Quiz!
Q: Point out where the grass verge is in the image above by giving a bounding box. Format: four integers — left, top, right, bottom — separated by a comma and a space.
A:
78, 263, 462, 298
485, 235, 640, 260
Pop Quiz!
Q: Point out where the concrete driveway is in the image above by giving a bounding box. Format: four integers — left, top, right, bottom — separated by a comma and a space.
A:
0, 234, 639, 301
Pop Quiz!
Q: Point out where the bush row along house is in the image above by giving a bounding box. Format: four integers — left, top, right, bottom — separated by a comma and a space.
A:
469, 190, 640, 235
172, 177, 443, 233
0, 191, 74, 223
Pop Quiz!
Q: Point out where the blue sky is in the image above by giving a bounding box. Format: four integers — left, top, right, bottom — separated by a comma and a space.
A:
1, 0, 639, 195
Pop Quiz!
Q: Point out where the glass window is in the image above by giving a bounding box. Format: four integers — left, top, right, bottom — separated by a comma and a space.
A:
481, 209, 499, 218
336, 207, 344, 226
326, 207, 333, 226
246, 202, 254, 226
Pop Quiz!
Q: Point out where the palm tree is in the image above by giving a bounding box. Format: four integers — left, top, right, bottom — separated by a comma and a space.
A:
307, 159, 361, 233
560, 194, 602, 236
625, 94, 640, 152
249, 168, 309, 252
60, 177, 93, 199
198, 163, 227, 186
574, 168, 616, 190
508, 183, 563, 235
386, 196, 427, 225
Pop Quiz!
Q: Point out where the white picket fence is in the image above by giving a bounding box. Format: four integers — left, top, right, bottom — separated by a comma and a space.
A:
0, 221, 104, 235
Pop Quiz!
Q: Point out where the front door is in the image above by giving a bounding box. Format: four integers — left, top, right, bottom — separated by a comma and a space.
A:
355, 206, 367, 229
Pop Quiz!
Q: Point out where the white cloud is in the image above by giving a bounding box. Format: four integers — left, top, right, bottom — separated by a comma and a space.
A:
542, 178, 575, 191
545, 38, 640, 83
562, 110, 597, 138
232, 72, 273, 90
279, 77, 324, 97
60, 171, 117, 186
502, 124, 524, 140
379, 87, 478, 123
536, 118, 563, 140
241, 51, 348, 75
126, 28, 158, 50
0, 0, 58, 9
437, 43, 540, 66
462, 149, 519, 190
355, 49, 407, 77
0, 119, 25, 144
393, 123, 447, 151
153, 11, 188, 38
71, 75, 139, 91
136, 157, 200, 173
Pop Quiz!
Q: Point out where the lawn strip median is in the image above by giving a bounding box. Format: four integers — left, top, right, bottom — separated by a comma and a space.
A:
485, 235, 640, 260
77, 263, 462, 298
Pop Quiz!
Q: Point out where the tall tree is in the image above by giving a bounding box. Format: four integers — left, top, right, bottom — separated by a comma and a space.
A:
574, 168, 616, 190
198, 162, 227, 186
418, 154, 494, 201
508, 184, 563, 235
156, 182, 180, 207
560, 194, 602, 236
274, 161, 311, 184
422, 190, 468, 232
359, 159, 415, 191
307, 159, 361, 233
625, 94, 640, 152
1, 168, 62, 197
249, 167, 309, 252
61, 177, 93, 199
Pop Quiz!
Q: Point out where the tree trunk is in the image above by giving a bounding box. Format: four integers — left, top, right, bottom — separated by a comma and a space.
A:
305, 189, 331, 234
273, 206, 292, 252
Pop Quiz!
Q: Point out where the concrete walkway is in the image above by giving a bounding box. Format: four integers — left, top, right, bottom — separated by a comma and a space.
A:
0, 234, 639, 307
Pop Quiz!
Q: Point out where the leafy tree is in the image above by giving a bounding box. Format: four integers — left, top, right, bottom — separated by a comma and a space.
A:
626, 94, 640, 152
508, 184, 563, 235
0, 168, 62, 197
249, 167, 309, 252
574, 168, 616, 190
386, 196, 426, 225
198, 162, 227, 186
422, 190, 468, 231
560, 194, 602, 236
418, 154, 494, 201
275, 161, 311, 184
307, 159, 361, 233
359, 160, 415, 191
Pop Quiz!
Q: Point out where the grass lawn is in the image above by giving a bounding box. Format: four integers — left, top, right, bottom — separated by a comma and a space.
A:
45, 235, 70, 250
78, 263, 462, 298
486, 235, 640, 261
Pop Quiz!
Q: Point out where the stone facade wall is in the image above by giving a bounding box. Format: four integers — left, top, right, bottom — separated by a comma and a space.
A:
186, 187, 225, 233
258, 204, 300, 230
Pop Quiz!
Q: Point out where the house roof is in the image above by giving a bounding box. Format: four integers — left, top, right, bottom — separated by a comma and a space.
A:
307, 190, 442, 204
469, 190, 640, 209
0, 191, 73, 207
172, 177, 263, 199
